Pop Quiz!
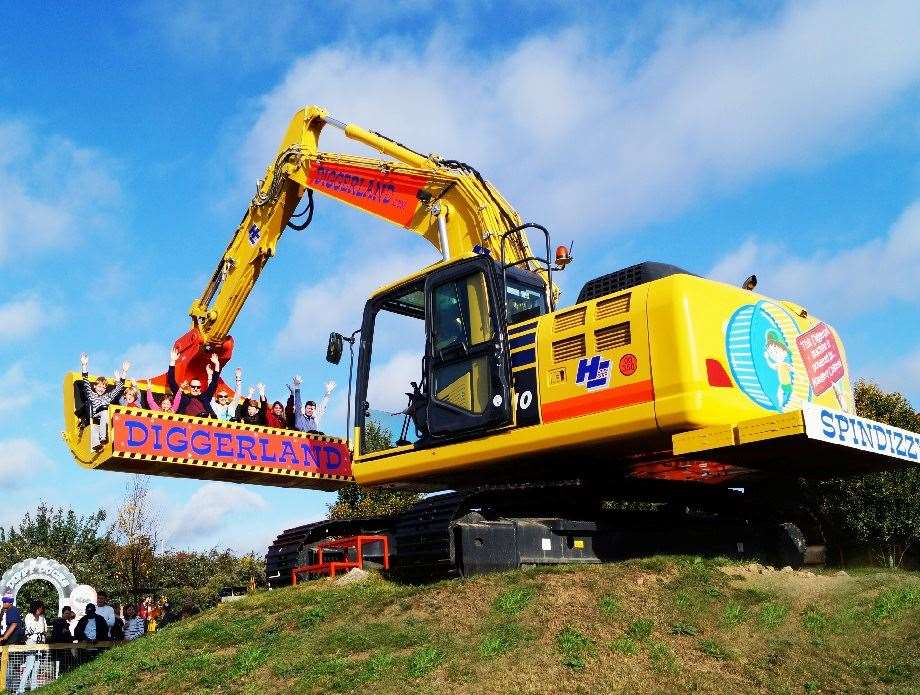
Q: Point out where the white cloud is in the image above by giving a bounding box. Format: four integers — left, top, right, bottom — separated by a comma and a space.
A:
0, 119, 121, 266
859, 345, 920, 407
0, 296, 55, 343
119, 342, 171, 382
367, 350, 425, 415
0, 363, 41, 413
165, 482, 267, 545
0, 439, 52, 487
238, 0, 920, 237
275, 250, 429, 354
710, 200, 920, 317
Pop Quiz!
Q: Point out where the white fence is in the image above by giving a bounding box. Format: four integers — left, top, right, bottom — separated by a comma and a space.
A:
1, 643, 113, 692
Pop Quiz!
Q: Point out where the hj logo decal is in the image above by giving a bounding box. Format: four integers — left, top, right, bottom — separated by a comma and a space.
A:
576, 355, 611, 390
248, 223, 261, 245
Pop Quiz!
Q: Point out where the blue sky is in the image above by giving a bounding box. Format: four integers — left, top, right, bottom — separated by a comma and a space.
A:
1, 0, 919, 555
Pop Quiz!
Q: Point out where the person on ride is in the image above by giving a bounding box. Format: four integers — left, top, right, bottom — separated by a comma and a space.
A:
288, 377, 334, 433
119, 383, 141, 408
144, 380, 182, 412
254, 383, 285, 428
168, 349, 221, 418
236, 387, 265, 425
80, 353, 131, 450
212, 367, 243, 421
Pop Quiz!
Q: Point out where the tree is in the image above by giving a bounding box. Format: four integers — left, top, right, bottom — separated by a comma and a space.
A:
152, 548, 266, 612
109, 477, 159, 606
327, 418, 421, 520
807, 379, 920, 567
0, 505, 112, 611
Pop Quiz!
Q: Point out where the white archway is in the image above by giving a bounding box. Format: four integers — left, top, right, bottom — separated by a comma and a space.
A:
1, 557, 79, 616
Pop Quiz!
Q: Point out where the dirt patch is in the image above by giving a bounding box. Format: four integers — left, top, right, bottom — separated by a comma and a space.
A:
721, 563, 849, 600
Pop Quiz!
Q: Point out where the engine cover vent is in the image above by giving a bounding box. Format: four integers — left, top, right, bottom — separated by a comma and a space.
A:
577, 262, 695, 303
553, 335, 586, 363
595, 322, 631, 351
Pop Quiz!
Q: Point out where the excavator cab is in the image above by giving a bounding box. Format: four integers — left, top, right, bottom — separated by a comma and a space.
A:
354, 257, 546, 457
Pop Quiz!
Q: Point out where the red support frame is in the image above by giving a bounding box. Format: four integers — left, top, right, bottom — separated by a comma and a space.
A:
291, 534, 390, 585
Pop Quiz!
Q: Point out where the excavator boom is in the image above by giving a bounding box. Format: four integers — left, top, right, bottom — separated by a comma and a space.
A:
175, 106, 543, 385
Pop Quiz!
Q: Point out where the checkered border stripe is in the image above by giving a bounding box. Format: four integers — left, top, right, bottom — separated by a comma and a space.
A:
109, 405, 354, 482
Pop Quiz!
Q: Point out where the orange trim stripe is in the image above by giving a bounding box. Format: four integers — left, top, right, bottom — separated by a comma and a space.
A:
541, 379, 655, 422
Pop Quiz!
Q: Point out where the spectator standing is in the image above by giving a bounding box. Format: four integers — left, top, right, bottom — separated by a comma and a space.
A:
74, 604, 108, 643
110, 603, 125, 641
1, 595, 23, 692
95, 591, 115, 631
122, 605, 144, 641
168, 350, 222, 417
50, 607, 75, 643
17, 600, 46, 693
0, 595, 23, 645
80, 353, 131, 450
211, 368, 243, 421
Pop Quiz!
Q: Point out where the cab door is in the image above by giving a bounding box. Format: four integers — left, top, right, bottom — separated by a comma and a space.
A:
424, 258, 512, 438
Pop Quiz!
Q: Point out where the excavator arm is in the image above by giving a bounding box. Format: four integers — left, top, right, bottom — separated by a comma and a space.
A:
174, 105, 547, 384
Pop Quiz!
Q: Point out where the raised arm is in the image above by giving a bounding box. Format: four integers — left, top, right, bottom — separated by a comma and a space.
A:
167, 347, 180, 394
315, 380, 335, 425
230, 367, 243, 409
203, 353, 222, 399
79, 352, 93, 396
145, 380, 158, 410
292, 375, 305, 431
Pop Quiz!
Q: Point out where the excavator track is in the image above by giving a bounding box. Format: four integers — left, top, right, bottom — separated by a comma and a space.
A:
390, 491, 470, 580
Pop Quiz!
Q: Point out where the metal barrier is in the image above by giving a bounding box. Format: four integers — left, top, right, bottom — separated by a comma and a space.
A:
0, 643, 114, 692
292, 534, 390, 583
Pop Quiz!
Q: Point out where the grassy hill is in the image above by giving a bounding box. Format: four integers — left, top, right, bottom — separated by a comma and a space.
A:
45, 557, 920, 694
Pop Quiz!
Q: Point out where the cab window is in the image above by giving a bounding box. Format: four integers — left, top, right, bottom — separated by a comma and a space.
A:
506, 278, 547, 324
433, 272, 493, 353
431, 272, 493, 415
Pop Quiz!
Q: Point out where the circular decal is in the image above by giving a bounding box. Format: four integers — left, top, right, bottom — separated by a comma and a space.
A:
725, 300, 811, 413
619, 353, 638, 376
492, 394, 503, 407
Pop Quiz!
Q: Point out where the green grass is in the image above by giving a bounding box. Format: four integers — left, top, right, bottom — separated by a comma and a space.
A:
493, 585, 537, 614
43, 560, 920, 695
626, 618, 654, 640
556, 626, 595, 670
699, 638, 732, 660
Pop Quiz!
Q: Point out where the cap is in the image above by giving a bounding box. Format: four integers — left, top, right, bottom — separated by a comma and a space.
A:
2, 595, 13, 604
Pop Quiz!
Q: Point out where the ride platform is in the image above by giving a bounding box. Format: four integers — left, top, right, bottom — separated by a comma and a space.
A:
63, 373, 354, 490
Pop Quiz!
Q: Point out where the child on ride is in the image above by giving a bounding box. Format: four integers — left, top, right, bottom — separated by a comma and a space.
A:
144, 379, 182, 412
80, 353, 131, 450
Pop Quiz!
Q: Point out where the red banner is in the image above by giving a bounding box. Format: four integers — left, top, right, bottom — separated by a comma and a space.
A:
111, 411, 352, 479
308, 161, 427, 227
795, 322, 845, 396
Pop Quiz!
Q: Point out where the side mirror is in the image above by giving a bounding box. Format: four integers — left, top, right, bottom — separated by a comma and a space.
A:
326, 333, 343, 364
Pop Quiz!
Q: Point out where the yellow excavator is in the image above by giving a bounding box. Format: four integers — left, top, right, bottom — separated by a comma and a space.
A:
63, 106, 919, 580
